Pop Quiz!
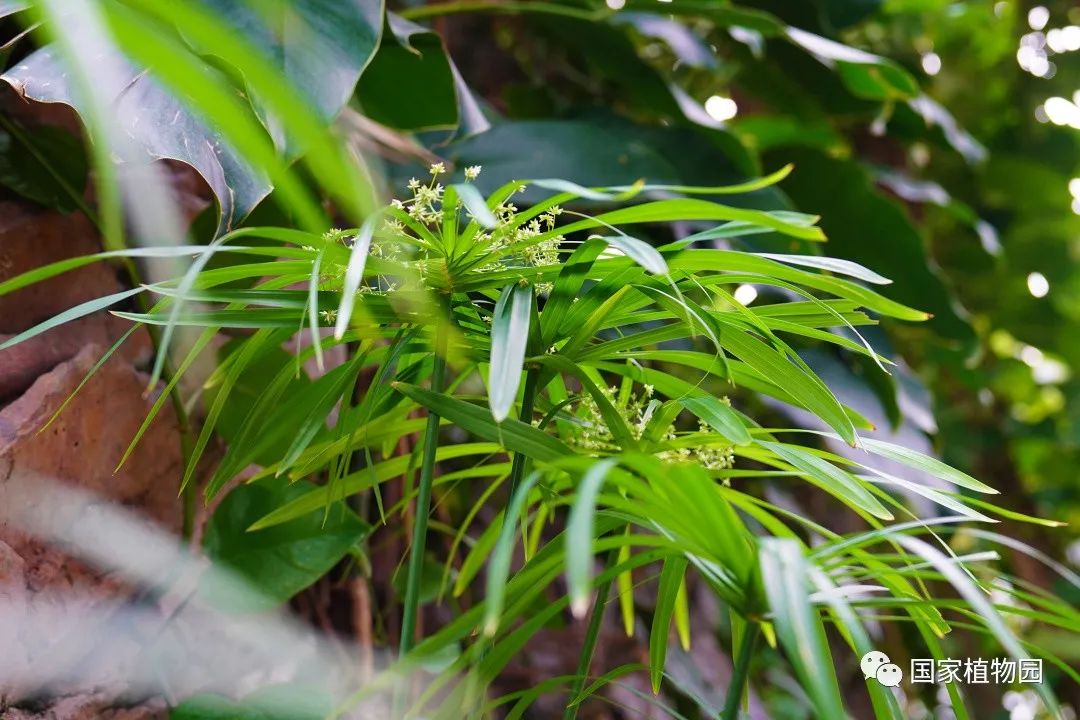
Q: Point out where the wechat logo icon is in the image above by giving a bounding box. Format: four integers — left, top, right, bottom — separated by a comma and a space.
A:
861, 651, 904, 687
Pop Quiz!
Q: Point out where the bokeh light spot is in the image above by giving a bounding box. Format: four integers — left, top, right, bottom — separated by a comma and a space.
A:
1027, 272, 1049, 298
704, 95, 738, 122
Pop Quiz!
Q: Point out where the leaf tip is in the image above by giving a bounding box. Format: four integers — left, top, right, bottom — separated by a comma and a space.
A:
570, 595, 589, 619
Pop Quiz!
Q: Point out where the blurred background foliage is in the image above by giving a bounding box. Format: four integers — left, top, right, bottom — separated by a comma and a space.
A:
1, 0, 1079, 717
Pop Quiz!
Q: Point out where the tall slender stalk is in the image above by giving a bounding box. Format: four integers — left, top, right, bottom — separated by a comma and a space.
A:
563, 544, 620, 720
506, 367, 540, 500
399, 320, 448, 654
721, 622, 760, 720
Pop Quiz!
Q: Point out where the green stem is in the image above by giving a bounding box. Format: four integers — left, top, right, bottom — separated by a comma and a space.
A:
399, 321, 449, 655
176, 397, 195, 538
563, 544, 619, 720
506, 367, 540, 500
721, 622, 760, 720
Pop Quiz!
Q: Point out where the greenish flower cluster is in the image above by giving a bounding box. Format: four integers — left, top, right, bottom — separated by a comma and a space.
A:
570, 383, 736, 470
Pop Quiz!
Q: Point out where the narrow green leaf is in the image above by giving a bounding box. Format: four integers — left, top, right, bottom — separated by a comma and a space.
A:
721, 330, 857, 445
533, 354, 638, 450
250, 443, 503, 530
550, 199, 825, 242
530, 178, 627, 201
678, 395, 751, 446
894, 535, 1061, 715
114, 309, 303, 329
393, 381, 573, 462
759, 538, 847, 719
306, 248, 325, 371
680, 211, 818, 244
0, 287, 144, 351
863, 473, 995, 523
603, 164, 794, 196
186, 329, 286, 494
668, 250, 928, 321
617, 537, 635, 637
857, 437, 997, 495
0, 245, 244, 297
758, 440, 893, 520
484, 471, 542, 635
489, 283, 533, 422
455, 182, 497, 228
596, 234, 668, 275
649, 556, 687, 694
758, 253, 892, 285
541, 237, 605, 345
806, 566, 907, 720
567, 458, 618, 618
276, 358, 363, 476
559, 285, 633, 360
674, 574, 690, 652
334, 213, 379, 339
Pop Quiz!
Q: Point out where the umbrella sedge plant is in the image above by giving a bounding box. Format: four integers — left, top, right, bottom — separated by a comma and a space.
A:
2, 162, 1075, 718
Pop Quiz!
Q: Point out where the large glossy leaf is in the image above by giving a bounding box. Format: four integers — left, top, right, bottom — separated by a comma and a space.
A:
612, 12, 717, 69
197, 0, 382, 151
617, 1, 783, 36
0, 120, 87, 211
785, 26, 919, 101
201, 477, 370, 612
530, 14, 682, 121
356, 13, 456, 131
445, 117, 758, 198
2, 45, 270, 231
769, 148, 974, 345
